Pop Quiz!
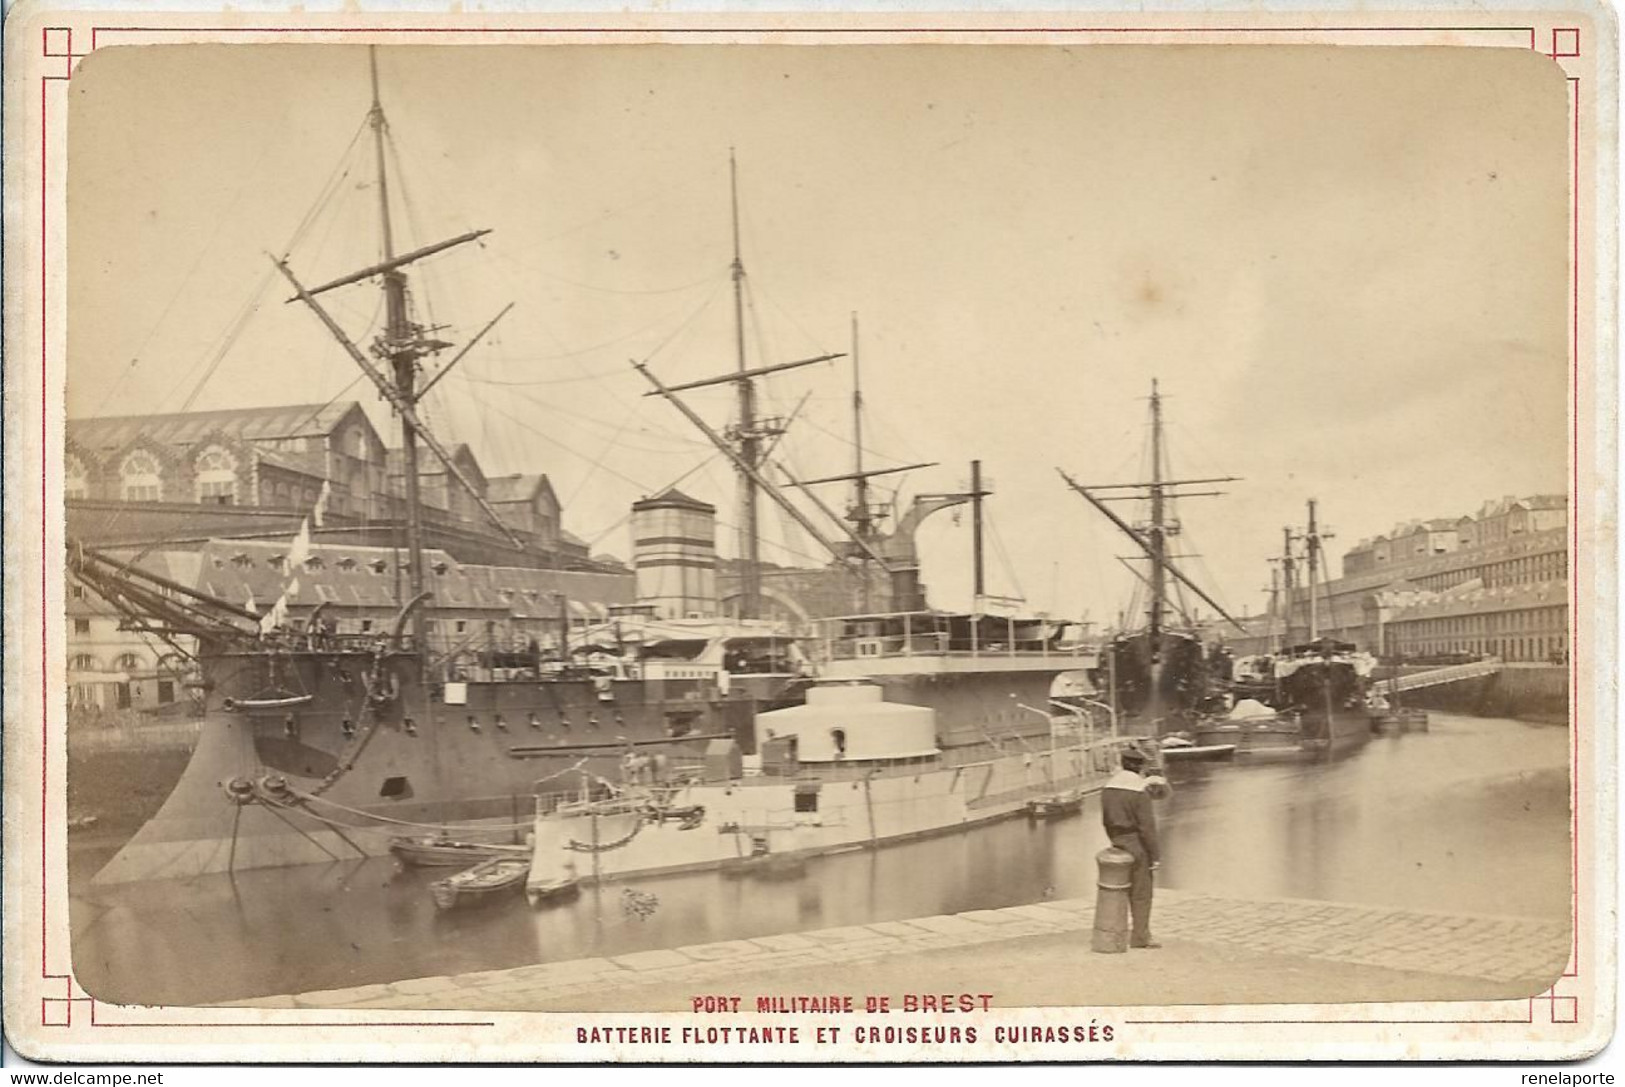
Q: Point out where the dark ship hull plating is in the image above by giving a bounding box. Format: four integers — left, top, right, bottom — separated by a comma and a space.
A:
1092, 631, 1216, 736
92, 643, 781, 883
1277, 660, 1372, 750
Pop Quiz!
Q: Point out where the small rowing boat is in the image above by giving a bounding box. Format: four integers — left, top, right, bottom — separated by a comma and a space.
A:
222, 692, 314, 713
525, 875, 582, 908
1025, 790, 1085, 820
1158, 737, 1237, 763
430, 856, 530, 910
390, 835, 529, 867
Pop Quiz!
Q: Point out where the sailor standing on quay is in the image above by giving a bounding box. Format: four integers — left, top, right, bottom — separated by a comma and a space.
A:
1101, 747, 1162, 949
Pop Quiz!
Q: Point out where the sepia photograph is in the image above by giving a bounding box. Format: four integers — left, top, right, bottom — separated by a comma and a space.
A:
4, 8, 1613, 1065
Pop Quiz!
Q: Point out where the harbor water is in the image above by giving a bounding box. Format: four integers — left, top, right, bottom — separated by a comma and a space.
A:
68, 713, 1571, 1007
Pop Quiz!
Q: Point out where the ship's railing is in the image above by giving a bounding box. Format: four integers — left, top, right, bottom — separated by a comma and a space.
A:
216, 632, 421, 657
813, 617, 1098, 664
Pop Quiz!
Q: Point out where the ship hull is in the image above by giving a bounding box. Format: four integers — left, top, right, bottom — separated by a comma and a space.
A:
1092, 632, 1216, 737
1279, 660, 1372, 751
90, 646, 772, 884
91, 647, 1080, 883
528, 738, 1130, 885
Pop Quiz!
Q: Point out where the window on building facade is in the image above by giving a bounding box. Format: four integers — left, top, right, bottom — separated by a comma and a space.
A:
195, 447, 239, 505
120, 451, 163, 502
114, 653, 144, 672
70, 654, 100, 671
73, 618, 90, 635
65, 454, 89, 500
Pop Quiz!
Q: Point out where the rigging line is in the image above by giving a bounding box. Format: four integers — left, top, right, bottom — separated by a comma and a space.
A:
385, 129, 445, 339
283, 790, 534, 833
583, 452, 723, 548
497, 388, 713, 453
530, 162, 725, 248
985, 514, 1026, 602
448, 365, 627, 387
620, 268, 732, 372
563, 402, 642, 509
794, 413, 914, 468
712, 515, 834, 570
92, 117, 369, 418
457, 384, 654, 493
1167, 417, 1232, 479
747, 266, 835, 368
167, 265, 278, 413
286, 372, 370, 442
465, 271, 731, 376
256, 799, 344, 862
283, 115, 373, 257
487, 249, 720, 297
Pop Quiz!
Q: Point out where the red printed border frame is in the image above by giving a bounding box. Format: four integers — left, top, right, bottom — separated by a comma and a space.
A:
29, 18, 1595, 1042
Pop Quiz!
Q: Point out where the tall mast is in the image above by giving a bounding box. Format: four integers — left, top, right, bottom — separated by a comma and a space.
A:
1266, 564, 1281, 652
1144, 379, 1168, 723
729, 149, 762, 620
971, 459, 985, 607
1147, 379, 1167, 654
1306, 498, 1320, 640
850, 313, 873, 611
850, 313, 871, 539
370, 48, 427, 651
1280, 525, 1297, 645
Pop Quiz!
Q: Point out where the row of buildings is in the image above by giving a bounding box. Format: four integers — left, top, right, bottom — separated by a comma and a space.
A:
1214, 494, 1570, 664
64, 399, 884, 717
65, 402, 597, 569
67, 401, 608, 716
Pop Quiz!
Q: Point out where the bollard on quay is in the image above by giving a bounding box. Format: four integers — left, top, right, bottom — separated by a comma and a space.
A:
1091, 846, 1137, 953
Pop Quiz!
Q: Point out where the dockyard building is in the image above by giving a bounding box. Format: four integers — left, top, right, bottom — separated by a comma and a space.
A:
1217, 494, 1569, 664
65, 402, 595, 571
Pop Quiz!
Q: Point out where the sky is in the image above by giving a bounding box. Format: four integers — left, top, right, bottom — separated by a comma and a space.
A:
66, 43, 1571, 623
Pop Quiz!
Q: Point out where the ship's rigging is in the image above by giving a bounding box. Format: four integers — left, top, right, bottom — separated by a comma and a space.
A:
632, 152, 1000, 620
1057, 380, 1246, 729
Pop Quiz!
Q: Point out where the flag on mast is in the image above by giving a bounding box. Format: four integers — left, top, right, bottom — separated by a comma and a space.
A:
287, 518, 313, 569
259, 578, 299, 636
312, 481, 330, 529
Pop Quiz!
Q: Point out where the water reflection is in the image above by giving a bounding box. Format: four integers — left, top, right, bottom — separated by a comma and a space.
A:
70, 715, 1570, 1007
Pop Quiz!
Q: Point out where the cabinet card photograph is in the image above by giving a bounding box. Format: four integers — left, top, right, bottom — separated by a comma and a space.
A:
3, 2, 1614, 1064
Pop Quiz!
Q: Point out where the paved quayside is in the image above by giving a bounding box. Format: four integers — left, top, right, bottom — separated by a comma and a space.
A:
227, 888, 1571, 1012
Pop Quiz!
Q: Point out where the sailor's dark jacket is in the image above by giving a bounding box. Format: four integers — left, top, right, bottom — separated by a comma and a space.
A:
1100, 769, 1161, 863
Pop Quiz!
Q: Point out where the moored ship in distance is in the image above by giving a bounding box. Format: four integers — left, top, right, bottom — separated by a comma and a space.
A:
1058, 380, 1248, 739
1193, 500, 1377, 753
1273, 638, 1378, 749
1274, 500, 1376, 749
1250, 500, 1376, 750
